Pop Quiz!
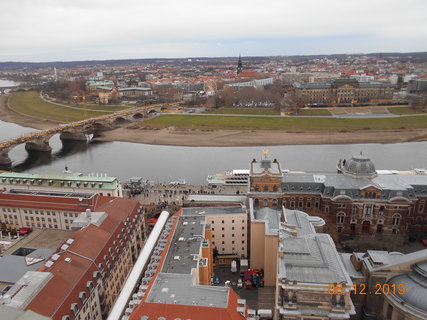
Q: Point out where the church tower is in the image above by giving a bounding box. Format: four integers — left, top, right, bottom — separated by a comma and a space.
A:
237, 54, 243, 76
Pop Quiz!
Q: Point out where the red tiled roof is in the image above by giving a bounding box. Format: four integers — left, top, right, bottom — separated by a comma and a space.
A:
25, 197, 141, 319
130, 289, 246, 320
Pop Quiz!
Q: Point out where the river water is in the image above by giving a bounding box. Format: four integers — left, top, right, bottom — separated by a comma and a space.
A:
0, 119, 426, 184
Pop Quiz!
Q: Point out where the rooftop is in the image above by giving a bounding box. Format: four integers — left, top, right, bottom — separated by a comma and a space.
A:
0, 248, 55, 284
182, 206, 246, 217
0, 172, 119, 190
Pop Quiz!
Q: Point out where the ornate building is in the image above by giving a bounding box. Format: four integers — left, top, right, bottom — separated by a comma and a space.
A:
248, 153, 427, 238
293, 78, 393, 106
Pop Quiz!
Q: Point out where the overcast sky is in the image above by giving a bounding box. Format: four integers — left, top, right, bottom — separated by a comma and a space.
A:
1, 0, 426, 62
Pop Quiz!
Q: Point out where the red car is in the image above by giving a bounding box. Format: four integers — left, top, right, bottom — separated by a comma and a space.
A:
18, 227, 32, 235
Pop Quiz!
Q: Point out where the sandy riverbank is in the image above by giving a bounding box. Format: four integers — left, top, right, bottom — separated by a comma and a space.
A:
2, 93, 427, 146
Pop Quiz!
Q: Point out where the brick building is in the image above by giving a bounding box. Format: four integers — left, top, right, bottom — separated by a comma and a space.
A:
248, 154, 427, 239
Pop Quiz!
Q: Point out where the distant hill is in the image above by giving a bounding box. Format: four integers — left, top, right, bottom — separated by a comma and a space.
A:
0, 52, 426, 69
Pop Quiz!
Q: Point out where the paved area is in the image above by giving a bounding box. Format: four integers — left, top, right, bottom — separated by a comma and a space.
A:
213, 265, 275, 310
2, 228, 72, 254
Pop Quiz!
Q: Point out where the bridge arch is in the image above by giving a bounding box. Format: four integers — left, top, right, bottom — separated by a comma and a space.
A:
132, 112, 144, 119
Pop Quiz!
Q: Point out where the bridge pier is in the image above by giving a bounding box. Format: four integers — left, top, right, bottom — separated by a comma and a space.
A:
25, 140, 52, 153
0, 150, 12, 167
60, 131, 89, 141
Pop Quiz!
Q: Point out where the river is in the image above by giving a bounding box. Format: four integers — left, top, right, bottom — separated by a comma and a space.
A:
0, 119, 426, 184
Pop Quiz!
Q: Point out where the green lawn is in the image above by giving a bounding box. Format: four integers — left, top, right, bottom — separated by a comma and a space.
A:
10, 91, 113, 122
143, 114, 427, 131
387, 106, 423, 115
298, 109, 332, 116
59, 101, 130, 112
204, 108, 280, 115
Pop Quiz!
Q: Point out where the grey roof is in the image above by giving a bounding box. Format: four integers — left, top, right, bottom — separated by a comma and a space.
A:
70, 210, 107, 230
186, 195, 247, 203
253, 207, 280, 234
4, 271, 53, 309
0, 306, 51, 320
251, 158, 282, 175
145, 214, 235, 309
146, 273, 229, 307
282, 209, 317, 237
339, 253, 365, 279
282, 171, 427, 200
182, 206, 246, 216
368, 248, 427, 272
161, 215, 205, 274
279, 234, 352, 285
387, 260, 427, 316
0, 248, 55, 284
341, 155, 376, 178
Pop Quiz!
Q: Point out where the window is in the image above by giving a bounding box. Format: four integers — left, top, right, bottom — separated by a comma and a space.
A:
392, 213, 401, 226
337, 212, 345, 224
264, 199, 268, 207
363, 204, 373, 216
273, 185, 278, 192
263, 185, 268, 192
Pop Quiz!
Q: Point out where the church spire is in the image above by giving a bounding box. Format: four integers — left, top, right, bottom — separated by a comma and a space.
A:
237, 54, 242, 76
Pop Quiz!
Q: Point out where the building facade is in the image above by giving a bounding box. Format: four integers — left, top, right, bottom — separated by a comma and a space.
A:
248, 154, 427, 239
293, 78, 393, 106
0, 172, 123, 197
2, 194, 145, 320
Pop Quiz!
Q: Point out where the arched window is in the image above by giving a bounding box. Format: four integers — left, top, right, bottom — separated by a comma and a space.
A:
264, 199, 268, 207
337, 212, 345, 224
392, 213, 401, 226
254, 198, 259, 207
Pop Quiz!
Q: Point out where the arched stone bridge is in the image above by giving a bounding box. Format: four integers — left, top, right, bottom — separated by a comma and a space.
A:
0, 103, 176, 166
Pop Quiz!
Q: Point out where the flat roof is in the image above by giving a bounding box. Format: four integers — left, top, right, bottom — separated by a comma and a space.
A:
186, 195, 247, 203
182, 206, 246, 216
0, 248, 55, 284
7, 189, 94, 199
0, 305, 51, 320
161, 215, 205, 274
146, 273, 229, 307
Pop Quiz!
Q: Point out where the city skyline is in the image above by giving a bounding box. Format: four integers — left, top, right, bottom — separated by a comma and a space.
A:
1, 0, 427, 62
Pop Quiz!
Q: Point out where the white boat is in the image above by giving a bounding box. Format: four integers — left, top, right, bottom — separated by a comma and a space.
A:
207, 169, 249, 186
169, 179, 186, 186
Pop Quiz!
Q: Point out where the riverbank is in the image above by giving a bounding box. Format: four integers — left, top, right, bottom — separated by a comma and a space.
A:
95, 126, 427, 146
2, 93, 427, 146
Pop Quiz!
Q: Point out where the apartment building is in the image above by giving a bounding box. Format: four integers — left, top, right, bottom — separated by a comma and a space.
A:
2, 194, 145, 320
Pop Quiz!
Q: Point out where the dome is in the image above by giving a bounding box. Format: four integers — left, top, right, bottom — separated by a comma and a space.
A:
386, 261, 427, 315
341, 154, 376, 178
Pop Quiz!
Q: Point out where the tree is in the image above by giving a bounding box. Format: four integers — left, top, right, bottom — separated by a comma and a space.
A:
409, 94, 427, 111
221, 87, 235, 106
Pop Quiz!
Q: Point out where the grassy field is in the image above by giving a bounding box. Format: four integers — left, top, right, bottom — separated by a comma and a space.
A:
143, 114, 427, 131
10, 91, 113, 122
204, 108, 280, 115
387, 106, 423, 115
59, 100, 130, 112
298, 108, 332, 116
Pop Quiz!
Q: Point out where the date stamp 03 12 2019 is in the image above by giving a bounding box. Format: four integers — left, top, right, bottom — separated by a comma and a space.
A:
328, 283, 406, 295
